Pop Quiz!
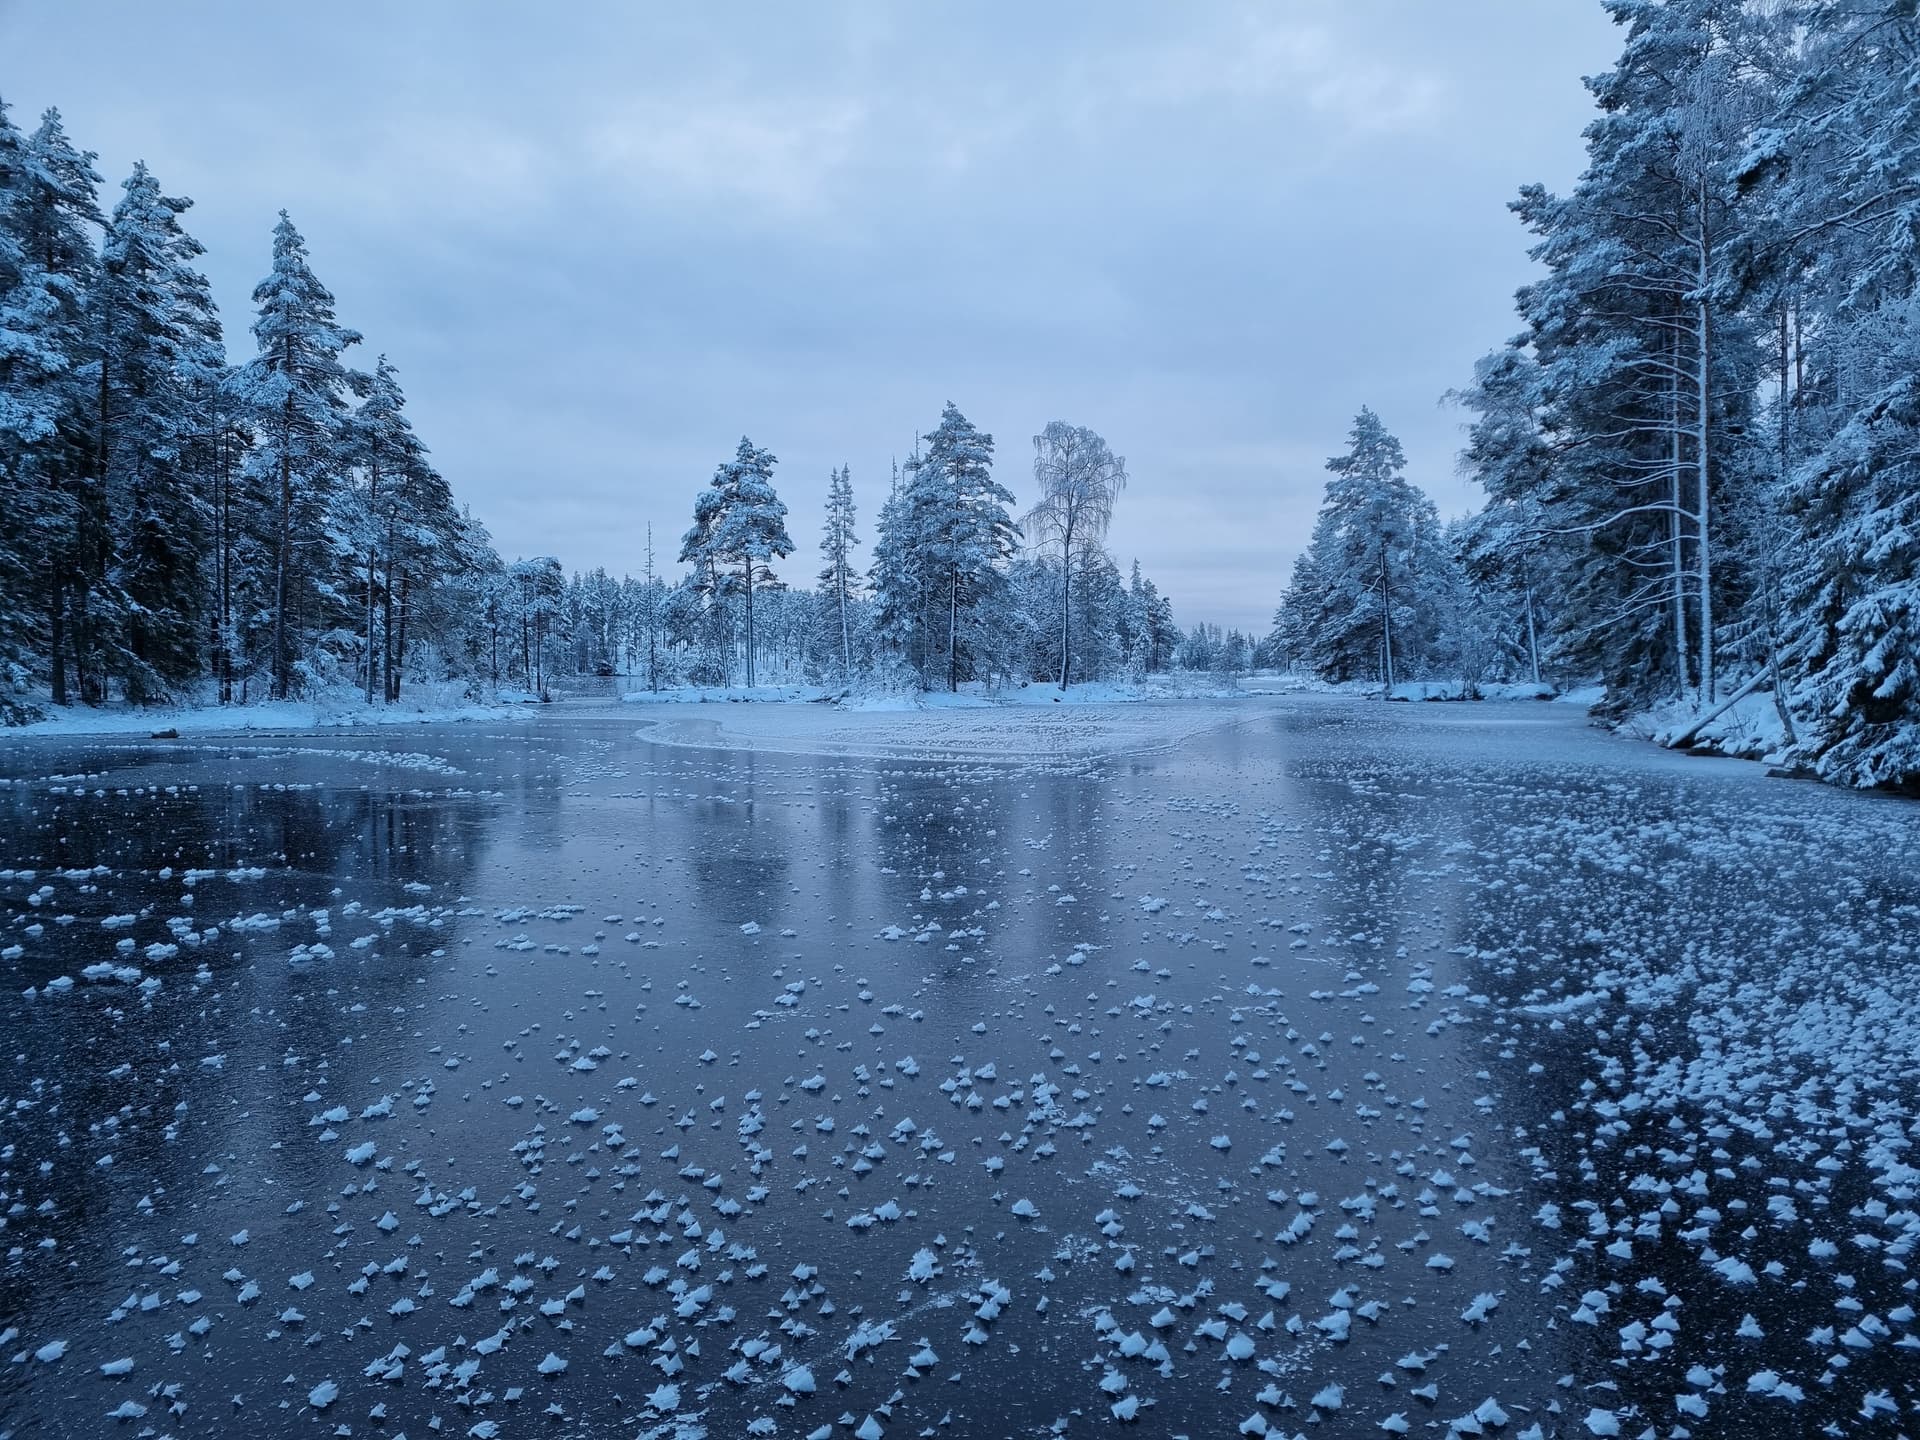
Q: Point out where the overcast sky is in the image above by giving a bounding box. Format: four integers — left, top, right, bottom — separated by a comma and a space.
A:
2, 1, 1618, 630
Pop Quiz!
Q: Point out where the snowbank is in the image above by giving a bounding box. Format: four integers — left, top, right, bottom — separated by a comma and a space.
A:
1243, 673, 1576, 704
634, 686, 1257, 765
620, 683, 830, 706
12, 684, 535, 738
1624, 687, 1793, 765
622, 675, 1249, 711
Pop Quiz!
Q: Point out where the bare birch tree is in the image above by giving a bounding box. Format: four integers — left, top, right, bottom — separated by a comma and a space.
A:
1026, 422, 1126, 690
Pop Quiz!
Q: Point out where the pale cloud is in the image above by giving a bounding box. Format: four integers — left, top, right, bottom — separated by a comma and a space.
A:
1097, 8, 1447, 135
587, 93, 869, 214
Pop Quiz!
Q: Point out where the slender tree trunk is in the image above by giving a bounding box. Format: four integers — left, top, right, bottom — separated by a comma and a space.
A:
1768, 297, 1798, 747
271, 380, 294, 699
365, 458, 381, 705
1669, 336, 1692, 698
838, 550, 850, 683
1379, 541, 1396, 698
392, 574, 410, 701
48, 554, 68, 706
1695, 287, 1714, 705
744, 560, 755, 688
381, 522, 397, 701
218, 429, 232, 704
948, 565, 959, 692
273, 447, 291, 699
1058, 519, 1074, 691
1522, 570, 1542, 688
88, 343, 110, 705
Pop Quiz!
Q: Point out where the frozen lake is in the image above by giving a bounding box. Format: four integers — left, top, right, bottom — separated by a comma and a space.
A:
2, 695, 1916, 1438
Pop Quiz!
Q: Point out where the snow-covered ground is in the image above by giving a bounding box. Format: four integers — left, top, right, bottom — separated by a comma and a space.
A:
634, 688, 1256, 767
12, 683, 539, 737
619, 673, 1250, 710
1624, 686, 1796, 765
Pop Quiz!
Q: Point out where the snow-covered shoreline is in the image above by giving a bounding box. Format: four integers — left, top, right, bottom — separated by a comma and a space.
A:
6, 693, 539, 740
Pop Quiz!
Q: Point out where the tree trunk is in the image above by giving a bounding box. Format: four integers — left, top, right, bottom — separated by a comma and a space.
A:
1694, 185, 1715, 704
271, 378, 294, 700
838, 552, 851, 683
392, 574, 410, 701
1379, 542, 1396, 698
218, 429, 233, 704
1669, 337, 1692, 698
1667, 667, 1768, 750
948, 566, 959, 692
48, 554, 68, 706
1058, 519, 1074, 691
1768, 296, 1798, 748
1522, 574, 1542, 687
744, 560, 755, 688
382, 519, 398, 703
273, 445, 291, 699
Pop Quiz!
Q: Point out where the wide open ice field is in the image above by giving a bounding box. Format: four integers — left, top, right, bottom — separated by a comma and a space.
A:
1, 693, 1916, 1438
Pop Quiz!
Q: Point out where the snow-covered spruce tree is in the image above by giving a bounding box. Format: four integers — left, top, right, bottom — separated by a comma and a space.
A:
342, 357, 466, 702
679, 437, 791, 688
867, 455, 921, 684
0, 98, 39, 718
817, 463, 858, 685
95, 162, 227, 703
708, 438, 791, 688
1067, 545, 1126, 685
234, 212, 360, 699
627, 524, 670, 692
0, 102, 102, 710
342, 356, 420, 701
1279, 408, 1452, 691
1737, 0, 1920, 785
1494, 1, 1773, 713
1447, 346, 1576, 689
873, 406, 1017, 690
1025, 421, 1127, 689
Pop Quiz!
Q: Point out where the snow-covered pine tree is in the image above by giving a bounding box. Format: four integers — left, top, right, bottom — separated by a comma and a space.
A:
679, 437, 791, 688
95, 161, 225, 701
235, 212, 360, 699
1282, 408, 1440, 691
0, 103, 102, 709
1742, 0, 1920, 784
343, 356, 460, 702
0, 94, 58, 717
902, 403, 1015, 691
817, 463, 858, 684
1500, 2, 1773, 711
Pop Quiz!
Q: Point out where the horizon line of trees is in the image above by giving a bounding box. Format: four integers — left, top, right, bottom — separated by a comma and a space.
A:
547, 406, 1205, 697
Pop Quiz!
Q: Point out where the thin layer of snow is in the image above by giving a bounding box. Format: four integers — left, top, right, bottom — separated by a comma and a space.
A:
16, 685, 536, 738
1625, 686, 1792, 764
634, 688, 1255, 765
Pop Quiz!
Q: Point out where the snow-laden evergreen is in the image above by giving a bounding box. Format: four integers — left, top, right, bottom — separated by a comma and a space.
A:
0, 97, 514, 720
1423, 0, 1920, 787
1273, 409, 1464, 689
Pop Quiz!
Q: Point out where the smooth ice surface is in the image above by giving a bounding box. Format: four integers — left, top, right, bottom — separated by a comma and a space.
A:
1, 694, 1916, 1437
